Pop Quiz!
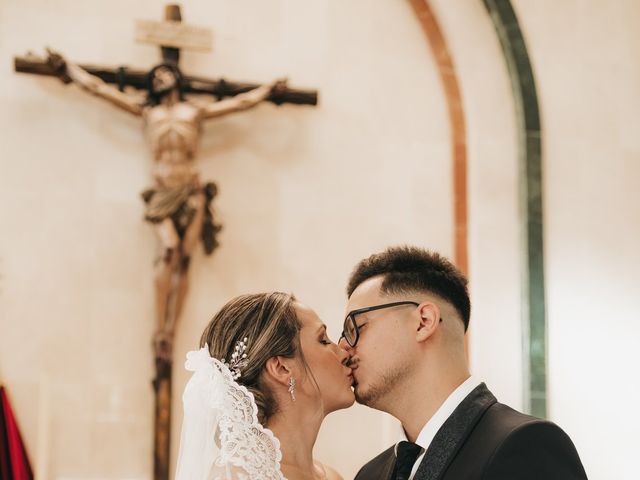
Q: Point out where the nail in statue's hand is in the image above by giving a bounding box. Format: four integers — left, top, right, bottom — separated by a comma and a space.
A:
271, 78, 288, 94
45, 48, 71, 83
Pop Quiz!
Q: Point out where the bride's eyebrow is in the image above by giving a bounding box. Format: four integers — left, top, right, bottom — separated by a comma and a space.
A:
316, 324, 327, 335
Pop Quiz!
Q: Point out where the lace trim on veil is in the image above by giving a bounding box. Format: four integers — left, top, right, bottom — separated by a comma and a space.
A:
178, 346, 285, 480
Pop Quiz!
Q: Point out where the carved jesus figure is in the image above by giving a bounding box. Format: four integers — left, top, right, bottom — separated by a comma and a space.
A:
47, 51, 286, 362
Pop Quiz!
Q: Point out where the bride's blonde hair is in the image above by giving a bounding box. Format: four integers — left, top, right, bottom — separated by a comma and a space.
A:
199, 292, 301, 425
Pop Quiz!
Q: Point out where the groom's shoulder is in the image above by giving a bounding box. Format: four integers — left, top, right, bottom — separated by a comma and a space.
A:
460, 384, 555, 441
481, 401, 546, 433
464, 400, 587, 477
454, 395, 573, 461
479, 400, 567, 440
436, 394, 588, 479
473, 400, 572, 449
354, 445, 395, 480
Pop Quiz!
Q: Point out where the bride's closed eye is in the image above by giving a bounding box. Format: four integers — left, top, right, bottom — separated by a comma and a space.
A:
317, 325, 333, 345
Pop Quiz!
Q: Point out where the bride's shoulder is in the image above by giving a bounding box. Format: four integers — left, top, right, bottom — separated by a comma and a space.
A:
315, 461, 343, 480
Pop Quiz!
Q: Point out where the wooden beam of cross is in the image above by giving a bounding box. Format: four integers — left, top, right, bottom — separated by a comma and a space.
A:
13, 56, 317, 105
13, 5, 318, 480
14, 5, 317, 106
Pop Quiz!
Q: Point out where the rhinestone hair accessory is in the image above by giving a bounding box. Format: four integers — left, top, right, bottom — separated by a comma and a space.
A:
222, 337, 249, 380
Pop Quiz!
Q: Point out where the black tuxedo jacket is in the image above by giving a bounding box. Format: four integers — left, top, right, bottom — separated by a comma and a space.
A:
354, 383, 587, 480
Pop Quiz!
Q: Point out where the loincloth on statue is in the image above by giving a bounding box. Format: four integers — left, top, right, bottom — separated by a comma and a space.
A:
141, 182, 222, 255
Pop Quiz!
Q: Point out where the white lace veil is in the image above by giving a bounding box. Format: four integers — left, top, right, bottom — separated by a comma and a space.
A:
175, 345, 285, 480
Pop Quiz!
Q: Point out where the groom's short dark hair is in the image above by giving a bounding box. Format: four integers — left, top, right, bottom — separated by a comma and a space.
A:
347, 246, 471, 330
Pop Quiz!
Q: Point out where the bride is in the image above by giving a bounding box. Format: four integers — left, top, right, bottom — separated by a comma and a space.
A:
175, 292, 355, 480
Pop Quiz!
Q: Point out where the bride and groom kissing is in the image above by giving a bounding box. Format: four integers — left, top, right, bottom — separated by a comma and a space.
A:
175, 246, 588, 480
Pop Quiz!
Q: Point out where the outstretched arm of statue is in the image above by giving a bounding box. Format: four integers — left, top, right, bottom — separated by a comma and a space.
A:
46, 49, 143, 116
199, 78, 288, 120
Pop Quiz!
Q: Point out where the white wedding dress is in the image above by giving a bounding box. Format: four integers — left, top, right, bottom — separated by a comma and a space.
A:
175, 346, 286, 480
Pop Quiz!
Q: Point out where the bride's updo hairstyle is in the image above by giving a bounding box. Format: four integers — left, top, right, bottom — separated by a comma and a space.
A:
199, 292, 301, 425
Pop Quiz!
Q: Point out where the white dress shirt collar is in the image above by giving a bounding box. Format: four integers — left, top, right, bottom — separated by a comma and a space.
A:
394, 376, 481, 479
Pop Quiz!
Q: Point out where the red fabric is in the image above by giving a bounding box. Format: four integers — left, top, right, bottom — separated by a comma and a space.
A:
0, 386, 33, 480
0, 394, 11, 480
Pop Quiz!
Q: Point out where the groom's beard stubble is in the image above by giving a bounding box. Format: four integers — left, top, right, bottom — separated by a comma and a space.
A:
355, 361, 411, 409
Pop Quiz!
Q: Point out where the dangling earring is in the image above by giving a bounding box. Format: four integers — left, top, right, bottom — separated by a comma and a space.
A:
288, 377, 296, 402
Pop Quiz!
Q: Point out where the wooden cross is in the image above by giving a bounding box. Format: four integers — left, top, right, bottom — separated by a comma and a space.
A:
14, 6, 316, 106
14, 5, 317, 480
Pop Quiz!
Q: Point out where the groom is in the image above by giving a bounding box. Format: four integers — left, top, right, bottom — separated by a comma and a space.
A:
339, 246, 587, 480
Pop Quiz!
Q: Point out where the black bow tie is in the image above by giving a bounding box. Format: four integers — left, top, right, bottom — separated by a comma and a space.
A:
392, 441, 423, 480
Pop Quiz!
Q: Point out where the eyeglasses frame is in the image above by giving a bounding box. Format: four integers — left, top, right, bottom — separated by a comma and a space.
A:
339, 300, 422, 347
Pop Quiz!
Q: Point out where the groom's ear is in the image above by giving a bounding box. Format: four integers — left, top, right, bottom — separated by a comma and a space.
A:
264, 356, 293, 386
415, 302, 440, 343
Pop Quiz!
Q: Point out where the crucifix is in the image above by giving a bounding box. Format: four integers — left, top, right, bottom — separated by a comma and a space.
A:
14, 5, 317, 480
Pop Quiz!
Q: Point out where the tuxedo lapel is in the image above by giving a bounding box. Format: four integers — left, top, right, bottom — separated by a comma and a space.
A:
381, 450, 397, 480
354, 446, 396, 480
413, 383, 496, 480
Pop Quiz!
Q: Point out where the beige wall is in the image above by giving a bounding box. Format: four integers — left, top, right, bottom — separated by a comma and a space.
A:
0, 1, 637, 479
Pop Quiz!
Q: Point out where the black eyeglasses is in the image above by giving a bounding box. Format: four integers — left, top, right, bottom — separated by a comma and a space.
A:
339, 301, 420, 347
